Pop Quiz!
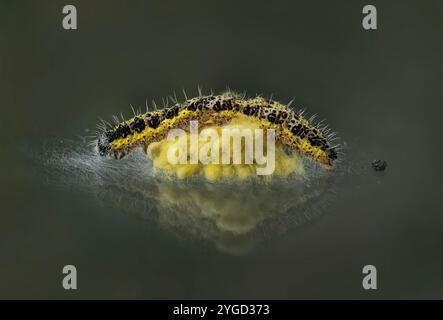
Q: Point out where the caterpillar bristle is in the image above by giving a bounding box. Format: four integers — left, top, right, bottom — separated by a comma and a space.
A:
130, 104, 136, 116
182, 88, 188, 100
161, 97, 167, 109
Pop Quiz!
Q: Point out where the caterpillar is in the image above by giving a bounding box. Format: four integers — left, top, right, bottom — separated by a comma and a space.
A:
96, 90, 339, 169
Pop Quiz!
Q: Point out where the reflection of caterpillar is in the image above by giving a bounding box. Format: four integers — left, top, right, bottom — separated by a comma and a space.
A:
97, 90, 339, 168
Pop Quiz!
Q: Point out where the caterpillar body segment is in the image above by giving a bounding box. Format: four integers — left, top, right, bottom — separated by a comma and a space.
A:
97, 91, 338, 168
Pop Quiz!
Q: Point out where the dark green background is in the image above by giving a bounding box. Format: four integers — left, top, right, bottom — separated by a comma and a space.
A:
1, 0, 442, 298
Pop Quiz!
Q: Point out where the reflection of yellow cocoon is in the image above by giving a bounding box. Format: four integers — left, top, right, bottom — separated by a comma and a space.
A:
147, 115, 305, 180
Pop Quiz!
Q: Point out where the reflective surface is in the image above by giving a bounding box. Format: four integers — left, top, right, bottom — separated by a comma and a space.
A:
40, 144, 337, 256
1, 0, 442, 298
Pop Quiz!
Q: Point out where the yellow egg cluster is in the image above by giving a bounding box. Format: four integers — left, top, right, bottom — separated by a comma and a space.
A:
146, 116, 305, 181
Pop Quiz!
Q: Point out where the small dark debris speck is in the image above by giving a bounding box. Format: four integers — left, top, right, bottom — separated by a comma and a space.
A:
372, 159, 387, 171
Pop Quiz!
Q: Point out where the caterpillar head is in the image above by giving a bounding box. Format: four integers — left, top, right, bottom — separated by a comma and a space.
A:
97, 132, 111, 156
97, 130, 129, 160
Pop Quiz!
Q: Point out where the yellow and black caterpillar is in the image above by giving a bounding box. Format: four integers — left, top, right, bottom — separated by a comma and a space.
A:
97, 90, 339, 168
